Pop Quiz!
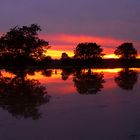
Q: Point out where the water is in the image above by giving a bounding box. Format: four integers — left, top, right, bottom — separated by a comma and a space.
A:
0, 68, 140, 140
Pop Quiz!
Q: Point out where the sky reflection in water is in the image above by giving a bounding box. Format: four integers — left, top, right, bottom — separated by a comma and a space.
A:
27, 68, 140, 95
0, 68, 140, 140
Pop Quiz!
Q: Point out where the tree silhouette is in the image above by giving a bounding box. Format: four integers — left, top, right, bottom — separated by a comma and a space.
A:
0, 68, 50, 120
115, 68, 138, 90
0, 24, 50, 65
61, 52, 70, 60
40, 55, 52, 66
73, 69, 105, 94
114, 43, 137, 60
74, 43, 104, 60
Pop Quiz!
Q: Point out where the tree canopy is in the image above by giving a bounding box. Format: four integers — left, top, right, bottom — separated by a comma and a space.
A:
74, 43, 104, 59
61, 52, 69, 60
0, 24, 49, 65
114, 43, 137, 60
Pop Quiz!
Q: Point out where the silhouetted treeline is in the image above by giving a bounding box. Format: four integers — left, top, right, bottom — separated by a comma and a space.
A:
0, 24, 139, 67
45, 59, 140, 69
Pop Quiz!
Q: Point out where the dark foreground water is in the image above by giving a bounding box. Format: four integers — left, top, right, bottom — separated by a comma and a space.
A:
0, 68, 140, 140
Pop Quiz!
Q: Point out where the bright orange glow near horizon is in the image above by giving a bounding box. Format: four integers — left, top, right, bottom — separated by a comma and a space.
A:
46, 50, 120, 59
1, 68, 140, 95
46, 50, 74, 59
0, 32, 139, 59
41, 34, 140, 59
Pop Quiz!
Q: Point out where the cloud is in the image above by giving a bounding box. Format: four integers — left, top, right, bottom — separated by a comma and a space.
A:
0, 0, 140, 41
40, 33, 140, 58
41, 33, 129, 53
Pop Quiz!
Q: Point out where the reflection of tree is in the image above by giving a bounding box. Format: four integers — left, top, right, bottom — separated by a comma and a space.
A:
41, 69, 52, 77
115, 68, 138, 90
73, 69, 105, 94
61, 68, 74, 81
0, 68, 50, 120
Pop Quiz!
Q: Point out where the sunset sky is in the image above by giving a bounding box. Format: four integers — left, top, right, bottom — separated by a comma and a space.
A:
0, 0, 140, 58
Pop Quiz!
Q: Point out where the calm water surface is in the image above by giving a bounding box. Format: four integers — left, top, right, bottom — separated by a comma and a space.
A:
0, 68, 140, 140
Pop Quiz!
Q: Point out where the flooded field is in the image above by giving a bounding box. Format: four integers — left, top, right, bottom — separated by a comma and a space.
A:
0, 68, 140, 140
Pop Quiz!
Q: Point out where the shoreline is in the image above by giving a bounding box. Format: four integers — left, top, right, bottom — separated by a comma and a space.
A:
46, 59, 140, 69
1, 59, 140, 69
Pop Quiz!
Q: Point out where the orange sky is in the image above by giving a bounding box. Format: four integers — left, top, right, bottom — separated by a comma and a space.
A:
40, 34, 140, 59
0, 32, 140, 59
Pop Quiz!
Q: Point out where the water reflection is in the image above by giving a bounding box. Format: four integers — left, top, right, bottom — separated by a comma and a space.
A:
41, 69, 52, 77
0, 67, 50, 120
73, 69, 105, 94
115, 68, 138, 90
26, 68, 139, 94
0, 67, 138, 120
61, 68, 74, 80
